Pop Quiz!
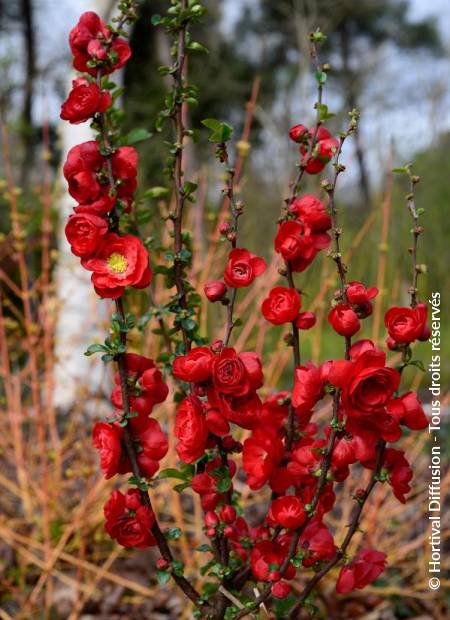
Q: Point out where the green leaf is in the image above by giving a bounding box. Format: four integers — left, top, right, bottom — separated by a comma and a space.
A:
84, 343, 107, 356
393, 166, 409, 174
314, 70, 327, 85
317, 103, 335, 122
201, 118, 222, 131
216, 477, 232, 493
158, 468, 187, 481
196, 544, 212, 552
151, 14, 162, 26
201, 119, 233, 143
126, 128, 152, 145
165, 527, 181, 540
144, 186, 170, 199
156, 570, 171, 586
187, 41, 209, 54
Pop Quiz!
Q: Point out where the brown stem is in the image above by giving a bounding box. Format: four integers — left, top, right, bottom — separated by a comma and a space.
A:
172, 0, 191, 352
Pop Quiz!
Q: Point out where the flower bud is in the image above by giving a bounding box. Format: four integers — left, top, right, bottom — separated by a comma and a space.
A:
204, 510, 219, 528
204, 280, 227, 302
220, 504, 237, 524
156, 558, 169, 570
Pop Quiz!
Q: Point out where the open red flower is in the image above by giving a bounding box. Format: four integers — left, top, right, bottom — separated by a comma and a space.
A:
65, 211, 108, 257
60, 77, 111, 124
384, 303, 427, 344
104, 489, 156, 548
336, 549, 387, 593
92, 422, 123, 479
292, 364, 323, 414
243, 429, 285, 490
81, 233, 151, 298
261, 287, 301, 325
69, 12, 131, 76
289, 194, 331, 232
175, 396, 209, 463
269, 495, 306, 529
328, 303, 361, 337
223, 248, 266, 288
387, 392, 428, 430
172, 347, 214, 383
298, 520, 336, 567
328, 349, 400, 430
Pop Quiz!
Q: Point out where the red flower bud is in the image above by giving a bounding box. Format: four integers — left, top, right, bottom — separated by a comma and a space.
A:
204, 280, 227, 302
271, 581, 292, 598
328, 303, 360, 337
220, 505, 237, 524
156, 558, 169, 570
296, 311, 316, 330
289, 124, 308, 143
204, 511, 219, 528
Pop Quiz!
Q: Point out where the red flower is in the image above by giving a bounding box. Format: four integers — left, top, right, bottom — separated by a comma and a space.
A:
274, 220, 315, 268
63, 142, 137, 212
384, 303, 427, 344
111, 354, 168, 415
60, 78, 111, 124
346, 281, 378, 306
289, 124, 308, 143
298, 520, 336, 567
243, 429, 285, 490
204, 280, 227, 302
104, 489, 156, 548
387, 392, 428, 430
328, 303, 361, 337
289, 194, 331, 232
261, 287, 301, 325
269, 496, 306, 529
125, 416, 168, 478
175, 396, 209, 463
69, 12, 131, 76
223, 248, 266, 288
336, 549, 387, 593
81, 233, 151, 298
329, 349, 400, 431
296, 311, 316, 330
271, 581, 291, 598
378, 448, 413, 503
172, 347, 214, 383
299, 126, 339, 175
211, 348, 262, 398
65, 211, 108, 257
292, 364, 323, 414
92, 422, 122, 479
250, 540, 296, 581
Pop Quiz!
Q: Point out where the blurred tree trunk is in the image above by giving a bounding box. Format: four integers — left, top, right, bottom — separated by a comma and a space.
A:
53, 0, 115, 413
19, 0, 36, 188
339, 24, 372, 209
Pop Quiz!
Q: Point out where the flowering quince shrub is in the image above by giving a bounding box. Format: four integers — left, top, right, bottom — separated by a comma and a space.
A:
61, 3, 430, 618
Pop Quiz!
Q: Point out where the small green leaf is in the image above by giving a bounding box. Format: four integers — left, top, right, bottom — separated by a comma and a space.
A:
126, 128, 152, 145
84, 343, 107, 356
151, 14, 162, 26
144, 186, 170, 199
187, 41, 209, 54
156, 570, 171, 586
158, 468, 187, 481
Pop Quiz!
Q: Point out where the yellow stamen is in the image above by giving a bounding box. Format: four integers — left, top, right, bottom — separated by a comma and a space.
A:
107, 252, 128, 274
